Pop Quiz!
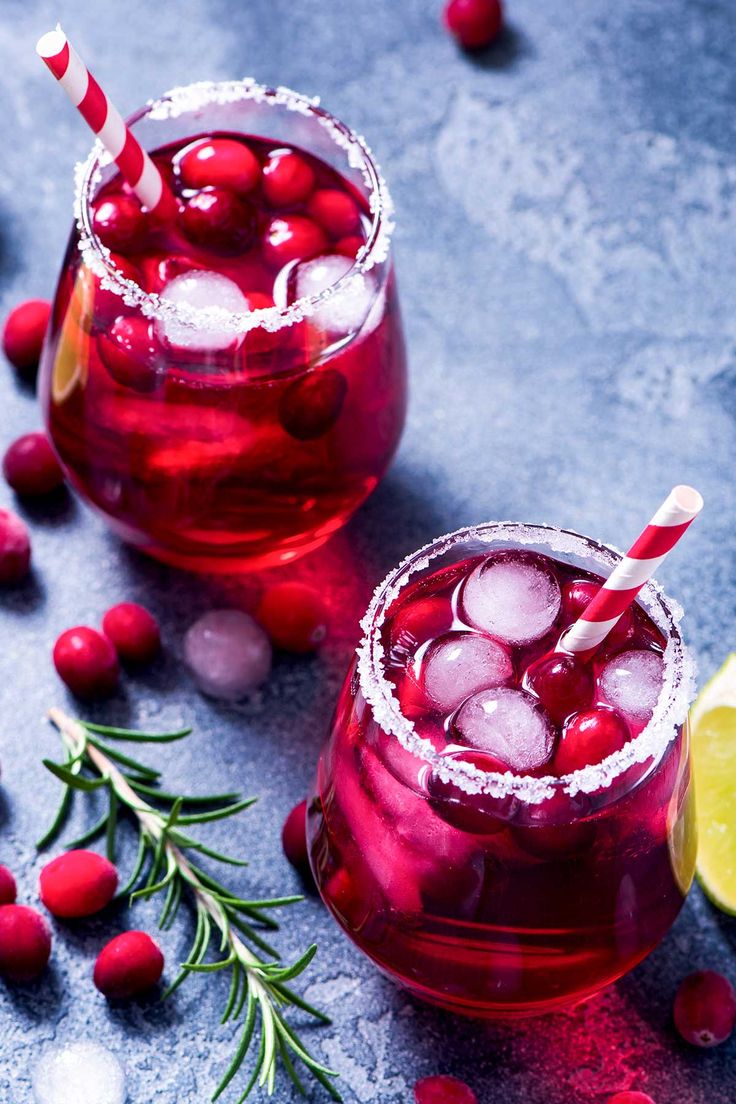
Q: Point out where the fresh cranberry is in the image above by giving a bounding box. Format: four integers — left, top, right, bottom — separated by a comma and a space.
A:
97, 316, 163, 392
102, 602, 161, 664
0, 866, 16, 905
262, 149, 315, 207
334, 235, 365, 259
443, 0, 503, 49
179, 137, 261, 194
306, 189, 361, 238
138, 253, 208, 295
240, 290, 279, 356
2, 299, 51, 373
282, 800, 312, 879
257, 582, 329, 654
553, 708, 629, 774
93, 930, 164, 999
674, 970, 736, 1047
527, 652, 594, 724
39, 850, 118, 918
278, 367, 347, 439
180, 188, 255, 253
0, 508, 31, 585
3, 432, 64, 497
414, 1074, 478, 1104
53, 626, 120, 700
561, 579, 634, 646
607, 1094, 656, 1104
263, 215, 327, 269
92, 193, 148, 253
428, 750, 514, 834
389, 595, 454, 659
0, 904, 51, 982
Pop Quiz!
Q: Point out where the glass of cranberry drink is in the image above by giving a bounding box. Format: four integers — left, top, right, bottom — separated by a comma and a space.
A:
308, 522, 697, 1017
39, 80, 407, 570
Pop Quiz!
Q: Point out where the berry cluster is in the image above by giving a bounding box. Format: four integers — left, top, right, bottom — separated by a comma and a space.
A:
53, 602, 161, 700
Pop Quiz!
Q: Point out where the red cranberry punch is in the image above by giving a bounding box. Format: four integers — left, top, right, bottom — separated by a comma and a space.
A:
308, 514, 700, 1017
39, 80, 406, 570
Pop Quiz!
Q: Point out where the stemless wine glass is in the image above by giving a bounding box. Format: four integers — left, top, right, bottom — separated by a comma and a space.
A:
39, 80, 407, 571
307, 522, 697, 1017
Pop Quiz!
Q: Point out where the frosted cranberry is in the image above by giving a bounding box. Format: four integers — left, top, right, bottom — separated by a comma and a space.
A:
562, 579, 634, 646
102, 602, 161, 664
93, 930, 164, 999
179, 137, 261, 194
334, 235, 365, 259
0, 866, 16, 905
40, 850, 118, 918
262, 148, 315, 207
282, 800, 311, 877
414, 1074, 478, 1104
53, 626, 120, 700
180, 188, 255, 253
279, 368, 347, 439
389, 595, 454, 659
2, 299, 51, 373
428, 750, 514, 834
98, 316, 163, 392
3, 432, 64, 497
0, 904, 51, 981
257, 582, 329, 654
306, 189, 361, 238
527, 653, 594, 724
263, 215, 327, 269
443, 0, 502, 49
674, 970, 736, 1047
0, 508, 31, 584
92, 193, 147, 252
553, 708, 629, 774
607, 1094, 656, 1104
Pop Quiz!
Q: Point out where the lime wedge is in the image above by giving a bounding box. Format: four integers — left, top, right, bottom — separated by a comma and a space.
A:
690, 654, 736, 914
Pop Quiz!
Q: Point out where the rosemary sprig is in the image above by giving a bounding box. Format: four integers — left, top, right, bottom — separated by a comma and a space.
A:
39, 708, 340, 1103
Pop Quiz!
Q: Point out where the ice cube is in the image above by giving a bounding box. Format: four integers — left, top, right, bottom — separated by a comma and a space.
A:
454, 687, 554, 771
184, 610, 272, 701
422, 631, 513, 712
33, 1041, 126, 1104
462, 554, 561, 645
294, 255, 381, 336
157, 270, 250, 351
599, 649, 664, 723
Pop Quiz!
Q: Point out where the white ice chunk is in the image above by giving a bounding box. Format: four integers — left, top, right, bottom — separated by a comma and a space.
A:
157, 271, 250, 351
454, 687, 554, 771
462, 555, 561, 644
184, 610, 272, 701
422, 631, 513, 712
33, 1041, 126, 1104
295, 255, 381, 336
600, 649, 664, 723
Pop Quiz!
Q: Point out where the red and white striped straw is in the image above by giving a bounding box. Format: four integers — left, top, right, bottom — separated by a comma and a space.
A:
562, 484, 703, 656
36, 25, 176, 219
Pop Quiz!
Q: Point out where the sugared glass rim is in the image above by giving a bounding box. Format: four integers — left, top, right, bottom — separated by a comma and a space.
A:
73, 78, 394, 338
357, 521, 696, 805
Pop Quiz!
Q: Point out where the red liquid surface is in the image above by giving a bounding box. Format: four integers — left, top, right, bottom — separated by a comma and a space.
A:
40, 134, 406, 570
308, 549, 695, 1016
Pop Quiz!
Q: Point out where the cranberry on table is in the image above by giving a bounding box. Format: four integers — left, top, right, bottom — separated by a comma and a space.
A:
184, 609, 272, 701
278, 367, 347, 440
53, 626, 120, 700
262, 148, 315, 207
2, 299, 51, 374
93, 930, 164, 999
179, 137, 261, 194
0, 865, 16, 906
443, 0, 503, 49
282, 800, 312, 878
306, 189, 361, 238
674, 970, 736, 1047
527, 652, 594, 724
2, 432, 64, 497
98, 316, 163, 393
262, 215, 328, 268
180, 187, 255, 253
0, 508, 31, 585
102, 602, 161, 664
40, 850, 118, 919
257, 582, 329, 654
414, 1074, 478, 1104
553, 708, 629, 774
0, 904, 52, 982
92, 194, 148, 253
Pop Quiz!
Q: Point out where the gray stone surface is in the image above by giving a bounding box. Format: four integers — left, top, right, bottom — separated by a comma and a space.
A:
1, 0, 735, 1100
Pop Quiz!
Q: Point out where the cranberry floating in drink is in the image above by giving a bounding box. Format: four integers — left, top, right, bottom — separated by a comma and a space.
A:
37, 31, 406, 570
308, 489, 702, 1016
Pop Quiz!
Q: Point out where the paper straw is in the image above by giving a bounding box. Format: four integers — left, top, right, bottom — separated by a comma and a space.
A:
36, 25, 176, 219
563, 485, 703, 656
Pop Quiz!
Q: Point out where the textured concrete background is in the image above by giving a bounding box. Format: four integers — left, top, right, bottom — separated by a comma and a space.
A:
1, 0, 735, 1101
